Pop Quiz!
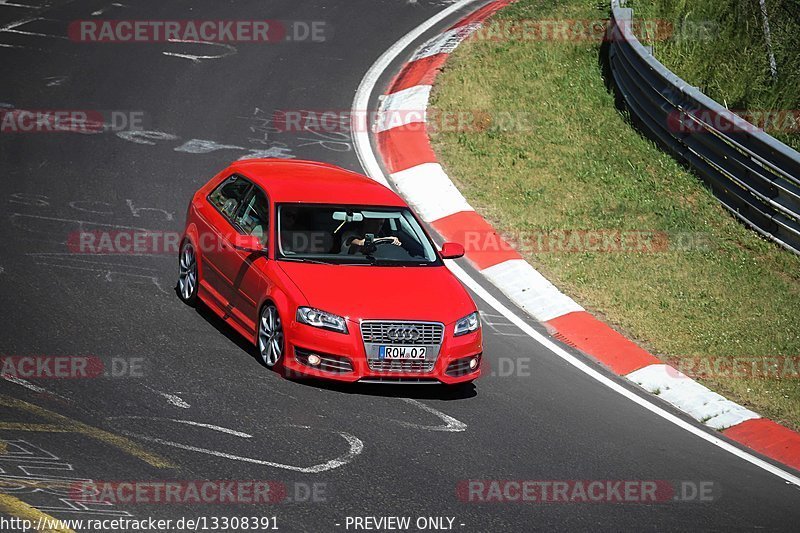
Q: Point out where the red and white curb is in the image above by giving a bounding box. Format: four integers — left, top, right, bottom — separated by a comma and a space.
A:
370, 0, 800, 472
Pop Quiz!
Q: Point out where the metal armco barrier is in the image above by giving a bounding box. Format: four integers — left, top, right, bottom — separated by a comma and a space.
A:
608, 0, 800, 254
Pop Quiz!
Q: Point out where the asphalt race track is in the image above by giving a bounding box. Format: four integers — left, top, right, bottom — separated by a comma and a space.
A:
1, 1, 799, 531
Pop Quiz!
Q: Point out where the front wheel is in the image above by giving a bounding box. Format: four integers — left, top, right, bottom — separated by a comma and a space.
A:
258, 304, 284, 367
177, 240, 198, 305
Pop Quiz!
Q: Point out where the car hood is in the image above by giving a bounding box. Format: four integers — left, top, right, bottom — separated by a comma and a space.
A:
277, 261, 475, 324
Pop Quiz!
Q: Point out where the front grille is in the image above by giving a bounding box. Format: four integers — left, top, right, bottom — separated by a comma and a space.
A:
360, 321, 444, 345
295, 348, 353, 373
368, 360, 436, 373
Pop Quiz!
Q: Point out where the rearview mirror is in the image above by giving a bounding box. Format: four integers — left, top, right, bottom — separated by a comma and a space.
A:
440, 242, 465, 260
332, 211, 364, 222
233, 234, 264, 253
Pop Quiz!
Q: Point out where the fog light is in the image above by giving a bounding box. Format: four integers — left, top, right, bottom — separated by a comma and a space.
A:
469, 357, 479, 370
307, 354, 322, 367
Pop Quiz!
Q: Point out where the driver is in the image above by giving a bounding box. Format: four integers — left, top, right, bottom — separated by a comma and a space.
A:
348, 235, 401, 247
345, 218, 402, 253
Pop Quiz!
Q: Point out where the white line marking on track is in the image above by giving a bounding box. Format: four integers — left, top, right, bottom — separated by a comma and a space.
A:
111, 417, 364, 473
0, 2, 43, 8
480, 311, 526, 337
111, 416, 252, 438
396, 398, 467, 432
352, 0, 481, 186
1, 375, 71, 402
2, 375, 46, 393
143, 385, 191, 408
26, 253, 169, 293
44, 75, 66, 86
447, 261, 800, 486
92, 3, 125, 16
162, 39, 236, 62
410, 23, 480, 61
0, 16, 36, 31
160, 393, 190, 409
10, 213, 149, 234
3, 28, 67, 39
0, 42, 41, 49
119, 429, 363, 473
352, 0, 800, 487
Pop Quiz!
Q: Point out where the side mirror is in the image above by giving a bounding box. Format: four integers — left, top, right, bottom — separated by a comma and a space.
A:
440, 242, 465, 260
233, 234, 264, 253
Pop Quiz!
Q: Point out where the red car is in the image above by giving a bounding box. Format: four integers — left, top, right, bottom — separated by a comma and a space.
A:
178, 159, 482, 385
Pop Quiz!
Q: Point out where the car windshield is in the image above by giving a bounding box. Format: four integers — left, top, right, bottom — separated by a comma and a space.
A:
277, 204, 440, 265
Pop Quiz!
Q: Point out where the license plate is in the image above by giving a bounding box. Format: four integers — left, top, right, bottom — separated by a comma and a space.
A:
379, 346, 427, 360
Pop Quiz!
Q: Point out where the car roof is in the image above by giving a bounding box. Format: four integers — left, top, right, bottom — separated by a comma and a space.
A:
229, 159, 407, 206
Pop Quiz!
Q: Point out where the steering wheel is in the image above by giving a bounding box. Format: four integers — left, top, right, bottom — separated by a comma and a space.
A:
372, 236, 400, 246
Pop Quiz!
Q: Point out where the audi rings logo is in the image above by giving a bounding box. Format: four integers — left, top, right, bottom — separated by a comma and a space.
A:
386, 326, 421, 342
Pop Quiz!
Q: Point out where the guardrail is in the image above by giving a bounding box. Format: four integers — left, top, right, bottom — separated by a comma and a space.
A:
608, 0, 800, 255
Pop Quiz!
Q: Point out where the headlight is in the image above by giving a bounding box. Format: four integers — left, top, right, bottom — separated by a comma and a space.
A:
454, 311, 480, 336
296, 307, 349, 334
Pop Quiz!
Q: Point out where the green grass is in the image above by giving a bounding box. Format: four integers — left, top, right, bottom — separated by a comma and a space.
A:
630, 0, 800, 151
430, 0, 800, 429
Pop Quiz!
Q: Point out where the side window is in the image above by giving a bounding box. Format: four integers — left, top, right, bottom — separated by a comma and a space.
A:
208, 175, 251, 220
234, 187, 269, 246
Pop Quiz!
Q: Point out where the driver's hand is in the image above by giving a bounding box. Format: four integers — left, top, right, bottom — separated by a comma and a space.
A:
372, 236, 402, 246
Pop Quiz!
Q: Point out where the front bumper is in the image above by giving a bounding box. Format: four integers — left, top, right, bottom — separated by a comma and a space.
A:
280, 319, 482, 385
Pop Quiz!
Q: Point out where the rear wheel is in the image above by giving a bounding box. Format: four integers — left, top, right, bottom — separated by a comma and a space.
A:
258, 304, 284, 367
178, 241, 198, 305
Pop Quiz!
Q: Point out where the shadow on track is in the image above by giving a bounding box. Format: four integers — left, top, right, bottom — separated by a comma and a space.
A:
291, 377, 476, 401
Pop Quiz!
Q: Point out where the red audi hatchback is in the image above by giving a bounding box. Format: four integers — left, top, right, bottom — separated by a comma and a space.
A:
178, 159, 482, 385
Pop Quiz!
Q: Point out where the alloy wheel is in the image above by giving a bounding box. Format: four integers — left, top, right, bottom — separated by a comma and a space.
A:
178, 242, 198, 304
259, 304, 284, 367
